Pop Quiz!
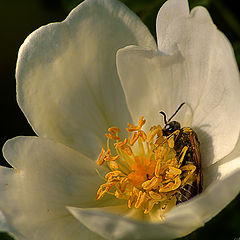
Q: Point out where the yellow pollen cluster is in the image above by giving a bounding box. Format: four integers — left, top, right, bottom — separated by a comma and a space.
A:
96, 117, 196, 214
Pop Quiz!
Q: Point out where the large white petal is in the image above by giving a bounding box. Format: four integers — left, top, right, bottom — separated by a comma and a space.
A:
0, 136, 107, 239
117, 45, 186, 128
16, 0, 157, 159
156, 0, 240, 165
0, 211, 7, 231
117, 2, 240, 166
156, 0, 189, 46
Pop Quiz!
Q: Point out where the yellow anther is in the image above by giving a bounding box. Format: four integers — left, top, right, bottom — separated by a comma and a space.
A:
142, 176, 159, 190
115, 190, 124, 199
96, 186, 111, 200
101, 181, 118, 189
128, 191, 137, 208
121, 145, 133, 155
108, 160, 119, 170
155, 146, 168, 161
105, 170, 122, 179
127, 116, 146, 132
129, 130, 147, 146
137, 116, 146, 129
114, 138, 128, 148
181, 164, 196, 172
120, 177, 128, 184
155, 160, 161, 177
144, 199, 157, 214
130, 131, 139, 146
105, 133, 121, 140
138, 130, 147, 142
147, 126, 162, 142
149, 191, 167, 201
166, 167, 182, 178
105, 154, 119, 161
119, 177, 128, 192
130, 186, 138, 195
181, 164, 196, 186
108, 127, 121, 134
167, 135, 175, 148
97, 148, 109, 166
135, 191, 146, 208
166, 158, 178, 166
159, 176, 181, 192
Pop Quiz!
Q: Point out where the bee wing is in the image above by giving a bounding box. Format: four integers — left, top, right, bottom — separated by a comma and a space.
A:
190, 132, 202, 193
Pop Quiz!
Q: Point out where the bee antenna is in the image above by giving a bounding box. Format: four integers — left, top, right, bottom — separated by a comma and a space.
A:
159, 111, 167, 125
168, 102, 185, 122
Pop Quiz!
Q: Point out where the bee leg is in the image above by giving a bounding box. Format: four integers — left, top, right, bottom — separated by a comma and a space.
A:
180, 164, 196, 186
180, 186, 192, 195
178, 146, 188, 167
176, 191, 189, 201
168, 130, 180, 139
161, 195, 176, 210
162, 130, 180, 145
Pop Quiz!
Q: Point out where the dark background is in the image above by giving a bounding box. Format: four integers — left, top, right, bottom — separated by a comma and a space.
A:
0, 0, 239, 239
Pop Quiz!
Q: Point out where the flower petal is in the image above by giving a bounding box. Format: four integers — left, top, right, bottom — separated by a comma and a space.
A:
68, 206, 187, 240
0, 211, 7, 231
157, 0, 240, 165
156, 0, 189, 49
68, 157, 240, 240
117, 2, 240, 166
165, 158, 240, 233
16, 0, 157, 159
0, 136, 106, 239
163, 137, 240, 233
117, 45, 186, 128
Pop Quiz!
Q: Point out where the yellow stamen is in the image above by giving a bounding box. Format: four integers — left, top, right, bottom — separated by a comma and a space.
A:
105, 133, 120, 140
149, 191, 167, 201
96, 148, 109, 166
96, 116, 196, 217
108, 127, 121, 134
114, 138, 128, 148
108, 160, 119, 170
126, 116, 146, 132
135, 191, 146, 208
142, 176, 159, 190
130, 132, 139, 146
144, 199, 157, 214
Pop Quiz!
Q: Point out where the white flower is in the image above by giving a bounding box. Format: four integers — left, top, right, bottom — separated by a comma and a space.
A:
1, 0, 240, 239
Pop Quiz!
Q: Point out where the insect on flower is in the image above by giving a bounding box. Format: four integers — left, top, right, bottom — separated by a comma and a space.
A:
96, 102, 203, 215
160, 103, 202, 204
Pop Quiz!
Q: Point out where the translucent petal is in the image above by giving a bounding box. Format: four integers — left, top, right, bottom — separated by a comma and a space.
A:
117, 4, 240, 167
16, 0, 156, 159
156, 0, 240, 165
0, 211, 7, 231
0, 136, 107, 239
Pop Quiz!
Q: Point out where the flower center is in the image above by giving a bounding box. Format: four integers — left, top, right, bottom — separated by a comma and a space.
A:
96, 117, 196, 215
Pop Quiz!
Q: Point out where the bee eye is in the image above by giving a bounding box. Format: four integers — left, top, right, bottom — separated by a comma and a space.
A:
165, 124, 171, 130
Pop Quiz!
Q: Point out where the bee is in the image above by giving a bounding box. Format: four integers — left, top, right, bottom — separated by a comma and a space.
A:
160, 103, 202, 204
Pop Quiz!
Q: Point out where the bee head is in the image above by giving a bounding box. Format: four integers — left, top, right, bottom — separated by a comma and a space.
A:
162, 121, 181, 136
160, 103, 185, 136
